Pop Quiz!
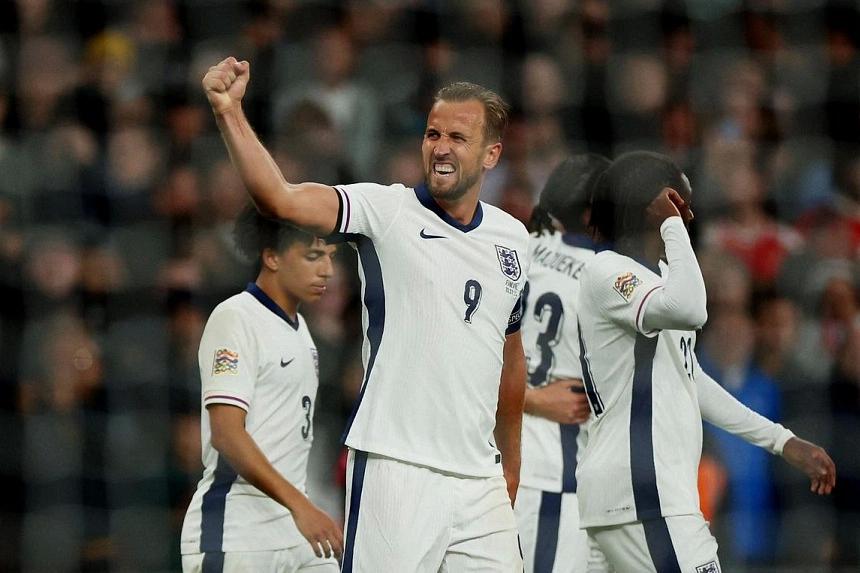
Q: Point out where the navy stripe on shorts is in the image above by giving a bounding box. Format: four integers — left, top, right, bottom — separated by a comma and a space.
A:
534, 491, 562, 573
341, 450, 369, 573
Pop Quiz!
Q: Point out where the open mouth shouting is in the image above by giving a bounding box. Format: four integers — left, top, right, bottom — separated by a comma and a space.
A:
432, 162, 456, 177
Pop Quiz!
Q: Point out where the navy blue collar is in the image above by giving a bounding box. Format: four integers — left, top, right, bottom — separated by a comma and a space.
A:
562, 232, 614, 253
561, 232, 598, 250
414, 183, 483, 232
245, 282, 299, 330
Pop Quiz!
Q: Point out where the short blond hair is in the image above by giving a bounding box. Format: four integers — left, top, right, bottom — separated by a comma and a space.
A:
434, 82, 510, 143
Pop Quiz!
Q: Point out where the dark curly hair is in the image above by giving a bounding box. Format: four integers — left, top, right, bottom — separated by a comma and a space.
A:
233, 203, 317, 263
529, 153, 611, 235
588, 151, 686, 250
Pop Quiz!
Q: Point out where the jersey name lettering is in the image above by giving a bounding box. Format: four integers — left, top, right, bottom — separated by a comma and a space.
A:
531, 243, 586, 279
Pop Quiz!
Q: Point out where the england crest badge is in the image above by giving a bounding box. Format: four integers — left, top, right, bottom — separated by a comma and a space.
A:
495, 245, 522, 281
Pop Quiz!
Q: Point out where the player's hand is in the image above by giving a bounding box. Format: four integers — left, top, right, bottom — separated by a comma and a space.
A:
202, 57, 250, 116
646, 187, 684, 228
525, 379, 590, 424
781, 437, 836, 495
292, 498, 344, 561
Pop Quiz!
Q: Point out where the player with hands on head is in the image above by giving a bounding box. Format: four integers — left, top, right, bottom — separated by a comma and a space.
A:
575, 151, 836, 573
180, 205, 341, 573
203, 57, 529, 572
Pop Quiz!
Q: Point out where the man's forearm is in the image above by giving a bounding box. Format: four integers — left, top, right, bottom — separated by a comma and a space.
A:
496, 332, 527, 503
215, 107, 290, 220
495, 383, 524, 473
212, 424, 309, 512
495, 405, 522, 500
697, 369, 794, 454
523, 388, 541, 416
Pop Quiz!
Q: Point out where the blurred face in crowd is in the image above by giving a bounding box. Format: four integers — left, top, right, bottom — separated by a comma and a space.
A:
265, 238, 337, 306
755, 298, 799, 358
821, 276, 858, 321
422, 99, 501, 203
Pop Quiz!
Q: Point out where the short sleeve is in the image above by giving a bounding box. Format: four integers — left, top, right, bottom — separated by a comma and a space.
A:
198, 307, 258, 411
584, 257, 664, 337
332, 183, 408, 240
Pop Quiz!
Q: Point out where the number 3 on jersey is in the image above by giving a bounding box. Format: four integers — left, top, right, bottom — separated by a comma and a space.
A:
463, 279, 482, 323
528, 291, 564, 386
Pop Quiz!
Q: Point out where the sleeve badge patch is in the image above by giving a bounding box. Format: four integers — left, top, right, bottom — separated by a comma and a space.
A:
695, 561, 720, 573
212, 348, 239, 376
613, 272, 642, 302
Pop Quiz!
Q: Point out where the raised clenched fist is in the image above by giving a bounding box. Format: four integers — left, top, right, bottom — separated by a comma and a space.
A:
202, 57, 250, 116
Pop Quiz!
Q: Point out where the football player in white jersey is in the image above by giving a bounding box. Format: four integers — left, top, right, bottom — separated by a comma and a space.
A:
180, 206, 341, 572
516, 154, 611, 573
203, 58, 528, 571
576, 151, 836, 572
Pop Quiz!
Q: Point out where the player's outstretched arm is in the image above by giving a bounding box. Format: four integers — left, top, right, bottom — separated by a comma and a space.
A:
202, 57, 339, 236
208, 404, 344, 560
781, 437, 836, 495
696, 370, 836, 495
496, 331, 527, 506
524, 379, 590, 424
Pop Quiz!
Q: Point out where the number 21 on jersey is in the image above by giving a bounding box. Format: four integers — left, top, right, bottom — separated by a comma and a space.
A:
526, 289, 564, 386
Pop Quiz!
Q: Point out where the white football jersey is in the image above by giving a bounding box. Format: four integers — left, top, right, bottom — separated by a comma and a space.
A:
333, 182, 530, 477
575, 251, 705, 528
520, 231, 596, 493
181, 284, 320, 553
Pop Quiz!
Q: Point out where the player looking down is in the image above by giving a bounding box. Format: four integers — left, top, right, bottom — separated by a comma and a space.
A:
181, 205, 341, 572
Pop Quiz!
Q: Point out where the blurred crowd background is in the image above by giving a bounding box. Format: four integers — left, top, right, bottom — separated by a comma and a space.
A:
0, 0, 858, 571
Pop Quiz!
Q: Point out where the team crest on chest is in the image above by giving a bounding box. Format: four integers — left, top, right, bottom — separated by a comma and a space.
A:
495, 245, 522, 281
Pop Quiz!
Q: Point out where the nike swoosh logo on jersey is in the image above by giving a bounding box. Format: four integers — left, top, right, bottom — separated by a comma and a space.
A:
419, 228, 446, 240
280, 358, 294, 368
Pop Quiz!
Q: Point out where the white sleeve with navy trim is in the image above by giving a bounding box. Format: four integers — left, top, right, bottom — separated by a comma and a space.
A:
333, 183, 408, 240
198, 306, 258, 411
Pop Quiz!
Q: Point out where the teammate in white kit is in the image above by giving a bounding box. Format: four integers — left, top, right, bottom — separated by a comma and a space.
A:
181, 206, 341, 572
576, 151, 837, 572
516, 154, 611, 573
203, 57, 528, 572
